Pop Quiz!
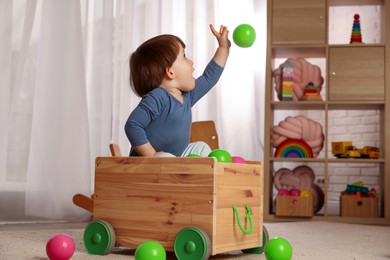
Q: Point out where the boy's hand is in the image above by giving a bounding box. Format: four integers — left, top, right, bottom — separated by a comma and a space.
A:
210, 24, 231, 49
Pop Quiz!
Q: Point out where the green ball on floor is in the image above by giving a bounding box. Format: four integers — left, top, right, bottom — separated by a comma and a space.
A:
135, 240, 166, 260
264, 237, 292, 260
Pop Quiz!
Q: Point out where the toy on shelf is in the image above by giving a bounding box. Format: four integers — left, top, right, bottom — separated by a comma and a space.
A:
272, 115, 324, 157
340, 182, 378, 218
281, 62, 294, 101
359, 146, 380, 159
278, 188, 311, 197
273, 57, 324, 101
350, 14, 363, 44
331, 142, 380, 159
274, 138, 313, 158
275, 191, 314, 218
331, 141, 360, 158
340, 182, 377, 198
300, 82, 322, 101
273, 166, 324, 213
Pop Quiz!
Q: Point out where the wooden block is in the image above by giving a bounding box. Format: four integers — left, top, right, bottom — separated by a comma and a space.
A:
340, 197, 378, 218
275, 196, 313, 217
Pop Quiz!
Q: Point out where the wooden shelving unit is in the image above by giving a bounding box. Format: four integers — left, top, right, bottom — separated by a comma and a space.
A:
264, 0, 390, 225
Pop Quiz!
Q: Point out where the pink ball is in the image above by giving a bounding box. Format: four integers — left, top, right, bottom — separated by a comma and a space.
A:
289, 188, 301, 196
232, 156, 247, 164
46, 233, 75, 260
278, 189, 289, 196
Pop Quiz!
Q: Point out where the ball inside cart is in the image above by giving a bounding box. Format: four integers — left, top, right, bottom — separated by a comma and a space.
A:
187, 153, 201, 158
135, 240, 166, 260
232, 156, 247, 164
208, 149, 232, 163
233, 24, 256, 48
46, 233, 75, 260
264, 237, 292, 260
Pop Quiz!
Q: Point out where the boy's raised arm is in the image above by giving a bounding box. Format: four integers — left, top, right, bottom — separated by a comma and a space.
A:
210, 24, 231, 68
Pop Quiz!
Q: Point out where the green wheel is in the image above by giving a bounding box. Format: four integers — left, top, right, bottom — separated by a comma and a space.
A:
174, 227, 211, 260
83, 220, 116, 255
242, 225, 269, 254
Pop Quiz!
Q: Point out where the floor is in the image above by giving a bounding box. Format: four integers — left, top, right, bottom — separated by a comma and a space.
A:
1, 220, 390, 260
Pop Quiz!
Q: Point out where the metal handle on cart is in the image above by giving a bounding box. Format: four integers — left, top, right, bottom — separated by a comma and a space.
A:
232, 204, 253, 235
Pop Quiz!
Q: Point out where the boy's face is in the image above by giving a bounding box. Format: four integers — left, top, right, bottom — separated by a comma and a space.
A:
170, 45, 195, 92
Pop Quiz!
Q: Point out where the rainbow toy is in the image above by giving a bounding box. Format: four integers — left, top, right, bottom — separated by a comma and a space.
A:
274, 138, 314, 158
281, 62, 293, 101
301, 82, 322, 101
350, 14, 363, 44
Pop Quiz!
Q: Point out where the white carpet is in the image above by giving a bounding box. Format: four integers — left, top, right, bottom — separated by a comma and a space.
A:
1, 221, 389, 260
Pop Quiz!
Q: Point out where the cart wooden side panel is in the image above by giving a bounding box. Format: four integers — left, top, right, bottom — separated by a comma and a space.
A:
93, 157, 215, 252
214, 162, 263, 254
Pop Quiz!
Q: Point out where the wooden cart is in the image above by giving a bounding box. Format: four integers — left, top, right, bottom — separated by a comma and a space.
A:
73, 156, 267, 259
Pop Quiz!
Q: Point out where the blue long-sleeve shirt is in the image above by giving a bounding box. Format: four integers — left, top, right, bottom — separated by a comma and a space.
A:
125, 59, 224, 156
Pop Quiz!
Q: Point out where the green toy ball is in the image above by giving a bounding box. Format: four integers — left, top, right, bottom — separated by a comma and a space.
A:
187, 153, 201, 158
233, 24, 256, 48
264, 237, 292, 260
208, 149, 232, 163
135, 240, 166, 260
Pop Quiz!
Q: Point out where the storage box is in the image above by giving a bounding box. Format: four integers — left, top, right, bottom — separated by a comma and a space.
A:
93, 157, 263, 255
275, 195, 313, 217
340, 196, 378, 218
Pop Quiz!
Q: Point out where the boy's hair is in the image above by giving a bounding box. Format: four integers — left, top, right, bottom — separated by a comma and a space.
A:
129, 34, 186, 97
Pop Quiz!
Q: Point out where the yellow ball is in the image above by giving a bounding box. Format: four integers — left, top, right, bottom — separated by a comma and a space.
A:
300, 190, 313, 197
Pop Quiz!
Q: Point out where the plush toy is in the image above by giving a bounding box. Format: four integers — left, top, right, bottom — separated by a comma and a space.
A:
273, 165, 325, 213
273, 57, 324, 101
271, 115, 324, 157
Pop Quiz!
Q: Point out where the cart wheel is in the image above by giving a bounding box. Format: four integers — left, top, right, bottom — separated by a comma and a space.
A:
174, 227, 211, 260
83, 220, 116, 255
242, 225, 269, 254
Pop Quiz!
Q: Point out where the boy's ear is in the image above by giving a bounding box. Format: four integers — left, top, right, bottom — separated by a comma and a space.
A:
165, 67, 175, 79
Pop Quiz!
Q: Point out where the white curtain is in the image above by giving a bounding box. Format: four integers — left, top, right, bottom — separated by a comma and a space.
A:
0, 0, 266, 221
24, 0, 91, 220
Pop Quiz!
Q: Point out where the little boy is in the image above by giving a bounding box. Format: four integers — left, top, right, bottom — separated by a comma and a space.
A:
125, 25, 230, 157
